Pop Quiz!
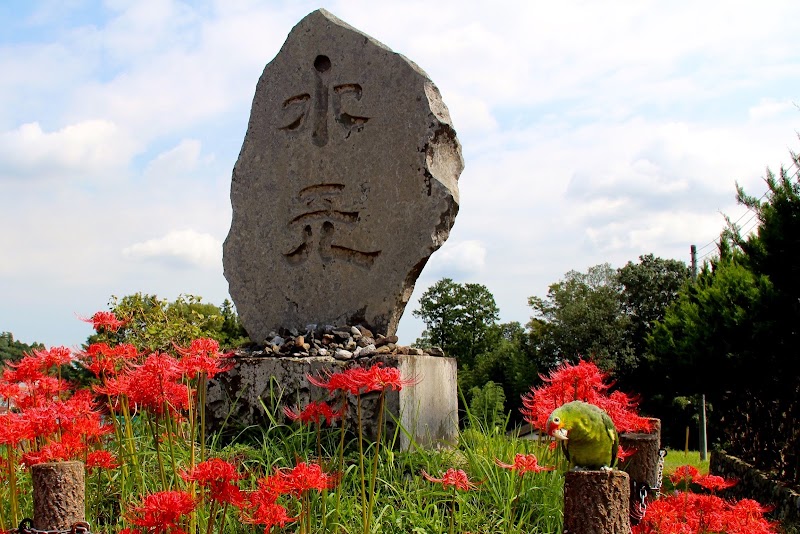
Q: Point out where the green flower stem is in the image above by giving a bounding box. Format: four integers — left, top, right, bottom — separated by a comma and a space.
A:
199, 373, 207, 463
148, 413, 168, 490
205, 498, 218, 534
364, 390, 386, 534
449, 488, 456, 534
357, 393, 367, 531
216, 501, 229, 534
334, 391, 347, 529
506, 473, 524, 534
164, 406, 179, 487
7, 447, 19, 527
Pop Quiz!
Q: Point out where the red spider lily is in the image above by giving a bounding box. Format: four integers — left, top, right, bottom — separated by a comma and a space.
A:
127, 490, 196, 534
254, 473, 294, 497
307, 367, 368, 396
21, 433, 86, 465
22, 390, 109, 445
276, 461, 337, 495
124, 352, 189, 416
30, 346, 73, 369
494, 453, 555, 475
617, 445, 637, 462
421, 468, 479, 491
3, 354, 49, 383
86, 450, 120, 470
283, 401, 344, 426
9, 375, 71, 411
632, 491, 778, 534
307, 363, 416, 396
0, 411, 34, 446
244, 485, 297, 533
366, 363, 418, 391
694, 474, 738, 492
80, 342, 139, 378
80, 311, 129, 332
180, 458, 244, 506
92, 373, 131, 412
520, 359, 653, 433
175, 338, 234, 380
0, 379, 22, 404
669, 465, 700, 486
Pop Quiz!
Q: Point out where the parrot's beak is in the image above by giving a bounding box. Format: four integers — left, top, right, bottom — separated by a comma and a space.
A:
548, 421, 568, 441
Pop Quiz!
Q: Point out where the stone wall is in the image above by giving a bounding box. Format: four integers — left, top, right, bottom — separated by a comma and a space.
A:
710, 451, 800, 523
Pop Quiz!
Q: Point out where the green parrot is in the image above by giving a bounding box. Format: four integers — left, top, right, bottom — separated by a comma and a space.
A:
546, 400, 619, 470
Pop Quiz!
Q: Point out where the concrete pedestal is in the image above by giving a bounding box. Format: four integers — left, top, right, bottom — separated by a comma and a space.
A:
206, 352, 457, 450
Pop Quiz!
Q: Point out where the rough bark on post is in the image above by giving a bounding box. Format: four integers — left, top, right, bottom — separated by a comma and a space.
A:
32, 461, 85, 531
563, 469, 630, 534
619, 418, 662, 491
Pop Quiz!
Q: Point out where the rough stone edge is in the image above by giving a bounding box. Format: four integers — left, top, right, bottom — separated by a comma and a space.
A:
710, 451, 800, 522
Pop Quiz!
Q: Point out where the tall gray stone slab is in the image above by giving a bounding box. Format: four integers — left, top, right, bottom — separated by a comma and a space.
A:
223, 9, 463, 342
205, 353, 458, 450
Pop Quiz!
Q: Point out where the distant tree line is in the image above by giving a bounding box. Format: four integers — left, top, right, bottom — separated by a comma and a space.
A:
413, 254, 689, 430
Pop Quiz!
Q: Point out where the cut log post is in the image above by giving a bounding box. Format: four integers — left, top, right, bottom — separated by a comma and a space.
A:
563, 469, 630, 534
619, 418, 662, 491
32, 461, 85, 531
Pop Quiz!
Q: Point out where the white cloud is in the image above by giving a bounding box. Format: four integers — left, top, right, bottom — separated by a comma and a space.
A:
425, 239, 487, 275
122, 230, 222, 269
749, 99, 796, 121
0, 120, 136, 182
144, 139, 203, 180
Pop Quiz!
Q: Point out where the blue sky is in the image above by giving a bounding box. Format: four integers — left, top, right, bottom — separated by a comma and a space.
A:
1, 0, 799, 349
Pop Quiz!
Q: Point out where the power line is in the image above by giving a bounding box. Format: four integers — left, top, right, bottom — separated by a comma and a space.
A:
692, 160, 800, 263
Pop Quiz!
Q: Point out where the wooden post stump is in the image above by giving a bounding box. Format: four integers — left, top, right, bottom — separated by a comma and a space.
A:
563, 469, 630, 534
32, 461, 85, 531
619, 418, 662, 491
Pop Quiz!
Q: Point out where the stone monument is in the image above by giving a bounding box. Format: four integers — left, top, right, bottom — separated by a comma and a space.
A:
223, 8, 462, 343
211, 9, 463, 448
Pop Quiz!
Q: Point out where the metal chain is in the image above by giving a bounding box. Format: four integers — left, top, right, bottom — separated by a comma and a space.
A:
629, 481, 649, 526
654, 448, 667, 494
12, 519, 92, 534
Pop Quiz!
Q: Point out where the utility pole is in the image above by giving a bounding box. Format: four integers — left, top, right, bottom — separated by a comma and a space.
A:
699, 394, 708, 461
690, 244, 697, 280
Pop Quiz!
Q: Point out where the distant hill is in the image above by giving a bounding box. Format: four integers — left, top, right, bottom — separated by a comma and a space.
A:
0, 331, 44, 363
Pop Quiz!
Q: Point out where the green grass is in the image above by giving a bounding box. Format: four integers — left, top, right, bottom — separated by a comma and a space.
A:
662, 449, 710, 476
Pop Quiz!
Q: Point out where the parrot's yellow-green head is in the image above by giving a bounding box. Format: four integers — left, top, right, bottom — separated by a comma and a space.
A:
546, 407, 570, 441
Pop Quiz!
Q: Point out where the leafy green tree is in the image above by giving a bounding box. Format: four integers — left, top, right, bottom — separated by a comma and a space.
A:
617, 254, 690, 357
0, 332, 43, 364
413, 278, 500, 367
88, 293, 248, 352
527, 263, 634, 371
614, 254, 690, 393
